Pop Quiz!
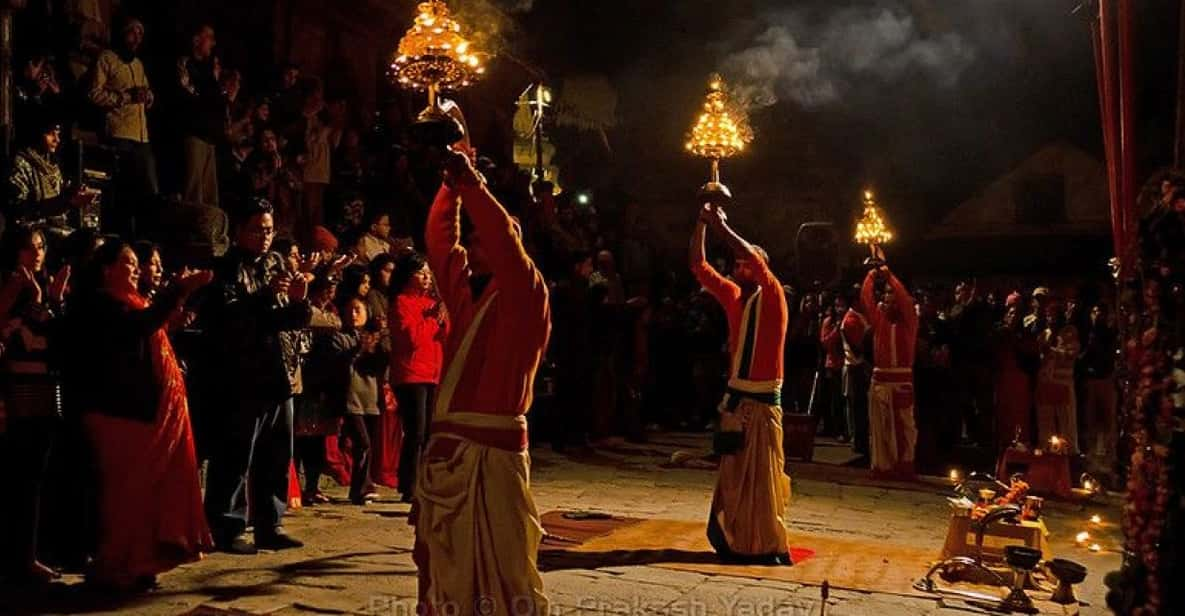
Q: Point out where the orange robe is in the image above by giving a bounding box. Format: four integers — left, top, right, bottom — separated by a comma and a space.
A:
414, 181, 551, 615
861, 269, 919, 477
691, 253, 792, 563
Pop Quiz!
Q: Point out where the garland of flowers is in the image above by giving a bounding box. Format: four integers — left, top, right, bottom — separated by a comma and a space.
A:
1106, 172, 1185, 616
1119, 331, 1172, 615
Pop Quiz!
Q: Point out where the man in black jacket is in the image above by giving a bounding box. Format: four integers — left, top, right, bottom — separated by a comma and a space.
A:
201, 198, 312, 554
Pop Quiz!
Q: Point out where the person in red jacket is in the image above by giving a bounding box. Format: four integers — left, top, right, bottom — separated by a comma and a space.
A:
860, 255, 919, 479
689, 204, 792, 565
388, 250, 448, 503
414, 115, 551, 614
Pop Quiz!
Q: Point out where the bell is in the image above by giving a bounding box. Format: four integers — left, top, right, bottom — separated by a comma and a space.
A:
409, 103, 465, 147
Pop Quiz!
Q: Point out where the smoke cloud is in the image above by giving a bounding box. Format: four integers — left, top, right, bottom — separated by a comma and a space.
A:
501, 0, 534, 13
719, 4, 976, 110
452, 0, 532, 55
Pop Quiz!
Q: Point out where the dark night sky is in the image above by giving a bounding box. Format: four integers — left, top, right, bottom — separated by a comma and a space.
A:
483, 0, 1180, 236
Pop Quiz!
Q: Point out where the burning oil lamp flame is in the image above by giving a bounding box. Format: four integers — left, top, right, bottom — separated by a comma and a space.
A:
389, 1, 486, 145
685, 74, 750, 160
1090, 514, 1102, 524
1089, 543, 1102, 552
854, 189, 894, 246
390, 1, 485, 91
685, 73, 753, 207
1076, 531, 1090, 544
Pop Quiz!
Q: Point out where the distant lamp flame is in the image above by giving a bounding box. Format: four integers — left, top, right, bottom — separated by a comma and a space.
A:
1089, 543, 1102, 552
1090, 514, 1103, 524
1076, 531, 1091, 544
855, 188, 894, 245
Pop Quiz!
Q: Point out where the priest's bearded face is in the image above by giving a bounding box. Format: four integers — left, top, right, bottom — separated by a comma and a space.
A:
734, 259, 759, 285
733, 246, 768, 286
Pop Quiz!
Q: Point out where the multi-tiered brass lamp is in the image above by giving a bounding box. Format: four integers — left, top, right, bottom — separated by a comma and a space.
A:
855, 188, 894, 266
390, 1, 486, 146
685, 74, 752, 207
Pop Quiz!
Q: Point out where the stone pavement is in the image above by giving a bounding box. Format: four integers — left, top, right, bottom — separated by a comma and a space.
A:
7, 433, 1120, 616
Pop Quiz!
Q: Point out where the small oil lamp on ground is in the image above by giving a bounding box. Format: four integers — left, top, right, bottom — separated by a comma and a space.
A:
854, 188, 894, 266
390, 0, 486, 146
685, 73, 752, 208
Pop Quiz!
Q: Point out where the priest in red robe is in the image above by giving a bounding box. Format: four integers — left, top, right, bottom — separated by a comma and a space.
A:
413, 135, 551, 614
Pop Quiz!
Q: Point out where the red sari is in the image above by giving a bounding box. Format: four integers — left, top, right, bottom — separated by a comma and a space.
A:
370, 384, 403, 489
323, 385, 404, 489
83, 293, 213, 588
324, 433, 353, 486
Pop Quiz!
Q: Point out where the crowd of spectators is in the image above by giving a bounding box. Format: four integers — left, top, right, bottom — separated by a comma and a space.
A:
0, 5, 1131, 592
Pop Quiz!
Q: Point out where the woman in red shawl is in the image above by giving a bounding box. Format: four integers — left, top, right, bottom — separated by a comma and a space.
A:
64, 241, 214, 590
388, 250, 447, 502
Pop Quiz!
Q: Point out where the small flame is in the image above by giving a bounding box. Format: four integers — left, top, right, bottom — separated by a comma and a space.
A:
1089, 543, 1102, 552
1090, 515, 1102, 524
1075, 531, 1090, 544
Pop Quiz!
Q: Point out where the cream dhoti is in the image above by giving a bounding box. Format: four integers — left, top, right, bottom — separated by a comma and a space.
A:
414, 414, 547, 616
868, 367, 918, 476
707, 377, 792, 564
411, 283, 549, 616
